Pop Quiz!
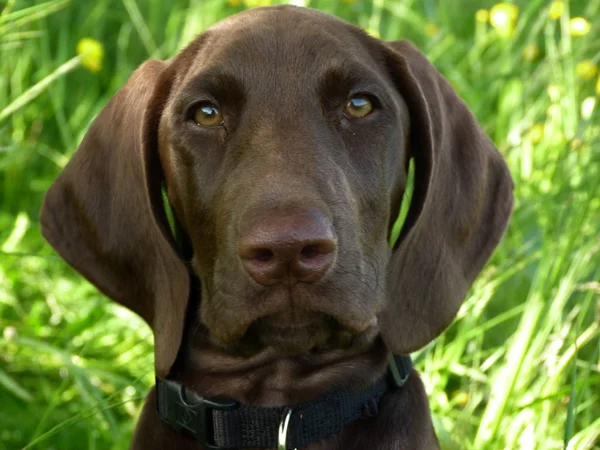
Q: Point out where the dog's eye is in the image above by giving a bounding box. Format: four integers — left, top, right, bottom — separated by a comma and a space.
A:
192, 102, 223, 127
344, 95, 374, 119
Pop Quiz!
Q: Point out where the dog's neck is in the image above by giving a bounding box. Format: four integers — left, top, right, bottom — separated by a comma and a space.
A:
174, 326, 389, 407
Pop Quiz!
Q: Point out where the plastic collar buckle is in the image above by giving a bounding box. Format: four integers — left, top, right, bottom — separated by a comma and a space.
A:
157, 378, 238, 449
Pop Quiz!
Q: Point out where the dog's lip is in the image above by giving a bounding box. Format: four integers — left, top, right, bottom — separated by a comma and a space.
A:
261, 321, 319, 330
334, 315, 378, 335
257, 310, 330, 328
191, 329, 383, 375
228, 313, 380, 357
215, 312, 377, 346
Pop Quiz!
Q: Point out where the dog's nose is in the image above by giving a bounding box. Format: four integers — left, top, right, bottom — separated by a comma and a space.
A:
238, 209, 337, 286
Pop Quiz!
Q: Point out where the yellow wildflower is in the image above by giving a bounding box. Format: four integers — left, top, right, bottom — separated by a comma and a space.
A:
424, 24, 439, 37
547, 104, 561, 119
581, 97, 596, 121
569, 17, 590, 37
547, 84, 561, 101
576, 60, 598, 80
452, 391, 470, 406
366, 28, 381, 38
475, 9, 489, 23
528, 124, 544, 144
76, 38, 104, 73
3, 326, 17, 341
522, 43, 539, 61
548, 1, 564, 20
489, 3, 519, 37
244, 0, 271, 7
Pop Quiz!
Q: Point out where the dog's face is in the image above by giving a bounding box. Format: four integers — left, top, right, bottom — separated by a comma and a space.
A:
160, 8, 407, 355
41, 5, 513, 376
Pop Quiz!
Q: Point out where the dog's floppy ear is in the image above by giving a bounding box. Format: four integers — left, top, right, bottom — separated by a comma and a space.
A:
380, 41, 514, 354
40, 60, 189, 377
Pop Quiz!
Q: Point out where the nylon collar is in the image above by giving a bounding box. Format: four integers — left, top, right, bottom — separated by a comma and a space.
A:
156, 354, 412, 449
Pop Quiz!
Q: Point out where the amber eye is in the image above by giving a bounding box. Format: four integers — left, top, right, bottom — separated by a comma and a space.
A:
193, 102, 223, 127
344, 95, 374, 119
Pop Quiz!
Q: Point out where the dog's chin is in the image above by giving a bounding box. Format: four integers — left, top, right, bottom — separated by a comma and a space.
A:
254, 320, 333, 355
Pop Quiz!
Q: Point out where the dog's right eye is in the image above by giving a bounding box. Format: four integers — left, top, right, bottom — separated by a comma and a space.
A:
192, 101, 223, 127
344, 95, 374, 119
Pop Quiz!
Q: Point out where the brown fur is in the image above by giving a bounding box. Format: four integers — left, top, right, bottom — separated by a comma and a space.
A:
40, 6, 513, 449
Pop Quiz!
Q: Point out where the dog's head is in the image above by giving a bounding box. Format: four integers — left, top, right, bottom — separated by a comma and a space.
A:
40, 6, 513, 377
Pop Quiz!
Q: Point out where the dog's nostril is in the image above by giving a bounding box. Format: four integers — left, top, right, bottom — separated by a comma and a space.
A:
300, 244, 320, 260
254, 248, 274, 262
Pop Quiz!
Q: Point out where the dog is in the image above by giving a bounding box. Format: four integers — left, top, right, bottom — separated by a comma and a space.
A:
40, 5, 513, 449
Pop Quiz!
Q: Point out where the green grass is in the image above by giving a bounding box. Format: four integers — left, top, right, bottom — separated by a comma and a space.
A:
1, 0, 599, 448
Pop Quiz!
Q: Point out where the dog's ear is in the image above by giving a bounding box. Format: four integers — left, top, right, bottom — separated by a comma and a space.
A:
40, 60, 188, 377
380, 41, 514, 353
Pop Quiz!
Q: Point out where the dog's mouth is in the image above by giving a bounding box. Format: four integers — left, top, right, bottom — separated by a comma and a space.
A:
215, 310, 377, 357
202, 261, 383, 357
201, 261, 382, 352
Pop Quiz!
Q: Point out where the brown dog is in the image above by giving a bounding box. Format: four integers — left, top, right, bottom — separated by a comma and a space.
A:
41, 5, 513, 449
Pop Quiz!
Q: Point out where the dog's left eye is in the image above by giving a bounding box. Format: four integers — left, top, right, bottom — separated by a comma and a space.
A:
192, 102, 223, 127
344, 95, 374, 119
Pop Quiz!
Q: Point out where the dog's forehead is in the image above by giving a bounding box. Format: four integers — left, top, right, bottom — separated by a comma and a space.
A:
206, 5, 359, 47
185, 6, 374, 81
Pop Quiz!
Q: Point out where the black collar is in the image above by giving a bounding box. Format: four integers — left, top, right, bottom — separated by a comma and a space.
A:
156, 354, 412, 449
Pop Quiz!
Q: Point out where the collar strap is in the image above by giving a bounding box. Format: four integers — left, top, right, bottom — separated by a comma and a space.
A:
156, 354, 412, 449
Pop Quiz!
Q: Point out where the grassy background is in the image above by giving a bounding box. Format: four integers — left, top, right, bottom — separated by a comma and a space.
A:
1, 0, 599, 448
